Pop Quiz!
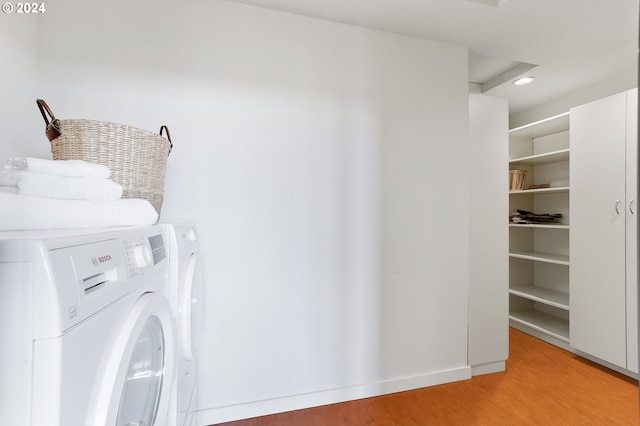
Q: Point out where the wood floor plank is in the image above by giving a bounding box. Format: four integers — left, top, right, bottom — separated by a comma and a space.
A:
214, 328, 639, 425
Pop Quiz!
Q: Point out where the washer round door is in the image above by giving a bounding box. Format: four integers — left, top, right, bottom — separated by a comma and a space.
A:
89, 293, 175, 426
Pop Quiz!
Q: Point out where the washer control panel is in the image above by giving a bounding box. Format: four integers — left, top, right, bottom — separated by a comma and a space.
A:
48, 238, 128, 335
66, 239, 127, 296
123, 232, 167, 278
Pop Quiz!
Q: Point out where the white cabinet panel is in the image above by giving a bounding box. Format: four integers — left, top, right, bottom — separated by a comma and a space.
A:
625, 89, 638, 374
468, 93, 508, 374
570, 89, 637, 373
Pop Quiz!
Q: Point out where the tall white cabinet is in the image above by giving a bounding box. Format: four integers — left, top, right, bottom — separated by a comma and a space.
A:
469, 93, 508, 375
508, 113, 571, 348
570, 88, 638, 375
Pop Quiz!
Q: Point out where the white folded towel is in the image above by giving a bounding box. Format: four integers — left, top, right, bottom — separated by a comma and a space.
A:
0, 170, 123, 202
0, 192, 158, 230
5, 157, 111, 178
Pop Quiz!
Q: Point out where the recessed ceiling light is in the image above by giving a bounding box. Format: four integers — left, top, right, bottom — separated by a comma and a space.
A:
513, 76, 535, 86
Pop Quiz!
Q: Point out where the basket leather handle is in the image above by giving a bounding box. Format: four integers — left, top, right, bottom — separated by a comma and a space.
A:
159, 125, 173, 156
36, 99, 62, 141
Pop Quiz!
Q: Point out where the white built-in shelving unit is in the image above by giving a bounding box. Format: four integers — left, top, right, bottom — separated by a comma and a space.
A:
508, 112, 571, 348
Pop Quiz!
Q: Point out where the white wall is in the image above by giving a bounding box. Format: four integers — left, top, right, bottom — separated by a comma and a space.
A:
0, 13, 44, 160
16, 0, 471, 423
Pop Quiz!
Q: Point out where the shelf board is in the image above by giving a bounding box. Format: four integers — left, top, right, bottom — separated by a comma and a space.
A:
509, 112, 570, 138
509, 322, 575, 352
510, 285, 569, 310
509, 250, 569, 265
509, 223, 569, 229
509, 148, 569, 166
509, 309, 570, 342
509, 186, 569, 195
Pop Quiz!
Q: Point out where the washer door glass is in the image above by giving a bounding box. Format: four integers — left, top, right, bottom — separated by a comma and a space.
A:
116, 315, 165, 426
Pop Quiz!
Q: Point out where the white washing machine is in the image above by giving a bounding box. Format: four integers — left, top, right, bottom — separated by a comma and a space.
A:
160, 221, 202, 426
0, 225, 176, 426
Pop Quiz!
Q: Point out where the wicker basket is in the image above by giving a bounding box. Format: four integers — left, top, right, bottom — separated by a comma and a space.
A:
37, 99, 172, 213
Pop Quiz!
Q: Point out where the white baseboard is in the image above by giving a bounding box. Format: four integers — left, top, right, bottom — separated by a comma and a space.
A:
197, 366, 472, 425
471, 360, 506, 376
574, 350, 639, 380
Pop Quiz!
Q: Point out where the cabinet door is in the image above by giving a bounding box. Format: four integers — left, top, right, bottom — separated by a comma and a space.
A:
625, 89, 638, 374
570, 92, 628, 368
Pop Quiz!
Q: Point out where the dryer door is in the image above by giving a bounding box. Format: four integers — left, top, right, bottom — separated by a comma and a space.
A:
89, 293, 175, 426
179, 253, 203, 361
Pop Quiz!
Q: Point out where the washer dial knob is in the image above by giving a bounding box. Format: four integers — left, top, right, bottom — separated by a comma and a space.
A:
133, 244, 153, 268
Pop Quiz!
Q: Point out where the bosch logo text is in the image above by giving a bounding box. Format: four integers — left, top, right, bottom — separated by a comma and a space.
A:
98, 255, 112, 263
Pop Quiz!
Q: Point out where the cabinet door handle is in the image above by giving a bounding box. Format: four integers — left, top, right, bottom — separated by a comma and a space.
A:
615, 199, 621, 214
630, 198, 635, 215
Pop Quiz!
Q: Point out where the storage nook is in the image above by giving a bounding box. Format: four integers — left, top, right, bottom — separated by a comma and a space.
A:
508, 112, 571, 349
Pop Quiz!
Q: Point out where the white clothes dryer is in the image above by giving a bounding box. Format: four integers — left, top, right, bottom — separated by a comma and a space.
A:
0, 225, 176, 426
160, 221, 202, 426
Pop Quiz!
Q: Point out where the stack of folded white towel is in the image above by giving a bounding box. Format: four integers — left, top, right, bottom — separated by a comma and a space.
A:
0, 157, 158, 231
0, 157, 122, 201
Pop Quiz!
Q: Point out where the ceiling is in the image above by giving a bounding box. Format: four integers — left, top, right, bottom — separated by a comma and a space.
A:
228, 0, 638, 114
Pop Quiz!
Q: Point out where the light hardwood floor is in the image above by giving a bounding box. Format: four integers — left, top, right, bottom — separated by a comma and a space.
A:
215, 328, 639, 425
